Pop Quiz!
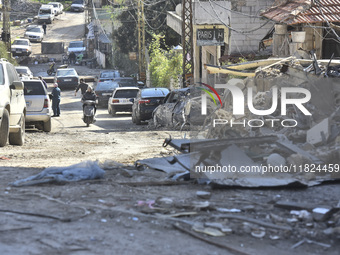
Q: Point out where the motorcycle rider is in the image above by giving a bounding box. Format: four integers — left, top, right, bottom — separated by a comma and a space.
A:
48, 61, 56, 75
75, 78, 89, 96
81, 86, 97, 114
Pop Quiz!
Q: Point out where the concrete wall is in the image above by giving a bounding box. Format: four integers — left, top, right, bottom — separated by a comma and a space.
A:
229, 0, 275, 54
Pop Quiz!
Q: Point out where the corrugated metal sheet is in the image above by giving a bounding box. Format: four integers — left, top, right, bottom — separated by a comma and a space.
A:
261, 0, 340, 25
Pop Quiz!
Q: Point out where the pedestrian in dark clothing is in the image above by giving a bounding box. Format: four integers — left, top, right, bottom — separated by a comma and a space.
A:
51, 83, 61, 117
82, 86, 97, 114
69, 51, 76, 65
42, 23, 47, 34
75, 78, 89, 96
39, 76, 48, 89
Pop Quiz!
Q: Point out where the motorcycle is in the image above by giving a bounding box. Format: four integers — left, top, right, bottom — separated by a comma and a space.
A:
82, 100, 96, 127
47, 62, 68, 76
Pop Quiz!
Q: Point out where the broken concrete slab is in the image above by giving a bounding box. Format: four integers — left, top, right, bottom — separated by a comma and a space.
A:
136, 154, 189, 174
306, 118, 330, 146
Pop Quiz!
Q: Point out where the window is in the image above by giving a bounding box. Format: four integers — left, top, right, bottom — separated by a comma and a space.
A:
23, 81, 45, 95
0, 64, 4, 85
6, 63, 19, 85
114, 90, 139, 98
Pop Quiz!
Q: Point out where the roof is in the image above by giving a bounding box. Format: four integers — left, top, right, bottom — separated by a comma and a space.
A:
261, 0, 340, 25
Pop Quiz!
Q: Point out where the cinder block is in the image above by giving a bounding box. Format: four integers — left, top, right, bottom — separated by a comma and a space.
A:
306, 118, 330, 145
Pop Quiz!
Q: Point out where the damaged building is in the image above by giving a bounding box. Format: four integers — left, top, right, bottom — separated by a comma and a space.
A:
260, 0, 340, 59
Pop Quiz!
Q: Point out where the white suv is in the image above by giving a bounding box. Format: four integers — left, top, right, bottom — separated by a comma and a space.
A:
0, 59, 26, 147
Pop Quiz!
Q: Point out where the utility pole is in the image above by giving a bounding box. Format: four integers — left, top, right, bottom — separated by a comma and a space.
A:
181, 0, 194, 87
2, 0, 11, 51
137, 0, 146, 82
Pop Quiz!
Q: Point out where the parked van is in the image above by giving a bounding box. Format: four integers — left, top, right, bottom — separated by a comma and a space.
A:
38, 4, 55, 24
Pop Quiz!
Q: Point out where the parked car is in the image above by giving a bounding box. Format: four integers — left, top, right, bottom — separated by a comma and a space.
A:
11, 39, 32, 56
37, 4, 55, 24
67, 40, 86, 57
98, 70, 120, 82
0, 58, 26, 147
23, 80, 52, 132
108, 87, 140, 116
54, 68, 79, 89
95, 80, 119, 107
15, 66, 34, 80
48, 2, 63, 15
114, 77, 138, 87
24, 25, 44, 42
132, 88, 169, 125
71, 0, 85, 12
152, 87, 212, 127
152, 88, 190, 127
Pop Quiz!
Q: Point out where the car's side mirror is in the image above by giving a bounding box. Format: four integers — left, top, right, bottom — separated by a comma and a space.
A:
11, 81, 24, 90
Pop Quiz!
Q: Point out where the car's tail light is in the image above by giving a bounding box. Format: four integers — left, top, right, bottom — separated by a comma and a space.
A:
112, 99, 119, 103
138, 99, 150, 104
43, 98, 49, 108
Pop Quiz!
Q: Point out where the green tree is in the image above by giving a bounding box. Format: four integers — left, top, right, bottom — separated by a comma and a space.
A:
148, 34, 182, 88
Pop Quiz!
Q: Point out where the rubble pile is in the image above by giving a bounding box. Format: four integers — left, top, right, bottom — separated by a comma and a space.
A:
202, 59, 340, 165
10, 0, 40, 21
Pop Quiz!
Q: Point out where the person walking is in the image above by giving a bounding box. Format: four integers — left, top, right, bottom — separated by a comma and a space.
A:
74, 78, 89, 96
69, 51, 76, 65
42, 23, 47, 34
51, 83, 61, 117
38, 76, 48, 89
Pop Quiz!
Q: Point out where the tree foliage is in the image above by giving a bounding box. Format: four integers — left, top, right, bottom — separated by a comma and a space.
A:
148, 34, 182, 88
112, 0, 181, 54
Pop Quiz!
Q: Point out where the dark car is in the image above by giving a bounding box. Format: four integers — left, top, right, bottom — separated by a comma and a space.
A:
54, 68, 79, 89
114, 77, 138, 87
99, 70, 120, 82
132, 87, 169, 124
94, 80, 119, 107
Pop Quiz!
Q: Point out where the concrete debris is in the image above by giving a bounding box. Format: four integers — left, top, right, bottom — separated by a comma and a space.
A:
196, 191, 211, 199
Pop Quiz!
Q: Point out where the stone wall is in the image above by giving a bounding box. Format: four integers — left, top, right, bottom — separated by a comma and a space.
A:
229, 0, 275, 54
10, 0, 41, 21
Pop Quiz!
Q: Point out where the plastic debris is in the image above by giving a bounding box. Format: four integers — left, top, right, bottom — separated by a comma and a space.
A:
9, 161, 105, 187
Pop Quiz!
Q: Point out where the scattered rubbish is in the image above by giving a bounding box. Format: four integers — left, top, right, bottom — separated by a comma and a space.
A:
173, 223, 250, 255
251, 228, 266, 238
101, 219, 107, 223
192, 223, 226, 237
204, 222, 233, 234
9, 161, 105, 187
196, 191, 211, 199
136, 200, 155, 209
291, 238, 332, 249
216, 208, 241, 213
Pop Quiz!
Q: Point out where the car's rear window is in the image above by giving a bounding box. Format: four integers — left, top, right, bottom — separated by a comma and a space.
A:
116, 79, 137, 87
24, 81, 45, 95
100, 71, 120, 79
96, 81, 118, 90
15, 68, 28, 74
57, 69, 77, 76
114, 90, 139, 98
141, 88, 169, 98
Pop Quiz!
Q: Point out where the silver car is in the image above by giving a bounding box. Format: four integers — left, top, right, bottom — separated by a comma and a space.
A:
23, 80, 52, 132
